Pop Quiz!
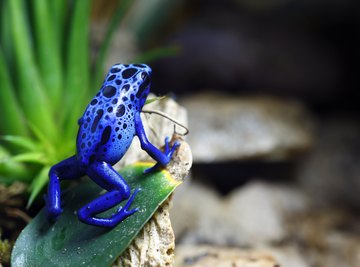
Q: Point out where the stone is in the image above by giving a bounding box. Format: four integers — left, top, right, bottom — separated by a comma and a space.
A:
225, 181, 309, 245
287, 210, 360, 267
297, 118, 360, 210
113, 199, 175, 267
113, 97, 192, 266
174, 245, 279, 267
171, 181, 227, 245
180, 92, 313, 163
171, 180, 308, 246
261, 246, 308, 267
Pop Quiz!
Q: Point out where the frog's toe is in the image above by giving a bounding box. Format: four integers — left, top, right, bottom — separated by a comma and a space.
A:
164, 137, 170, 151
123, 188, 140, 209
169, 141, 180, 158
114, 189, 140, 219
144, 163, 160, 174
44, 194, 63, 221
47, 207, 63, 221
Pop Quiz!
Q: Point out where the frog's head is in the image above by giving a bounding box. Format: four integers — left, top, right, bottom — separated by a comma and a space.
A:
132, 64, 152, 108
104, 63, 152, 110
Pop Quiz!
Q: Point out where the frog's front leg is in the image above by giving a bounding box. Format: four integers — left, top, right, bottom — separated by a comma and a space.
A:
77, 161, 139, 228
46, 155, 85, 220
134, 112, 180, 173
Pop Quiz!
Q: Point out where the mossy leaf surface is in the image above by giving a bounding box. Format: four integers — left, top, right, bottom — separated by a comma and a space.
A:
11, 163, 181, 267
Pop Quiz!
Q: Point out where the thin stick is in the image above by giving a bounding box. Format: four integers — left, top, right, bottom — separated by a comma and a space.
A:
141, 109, 189, 136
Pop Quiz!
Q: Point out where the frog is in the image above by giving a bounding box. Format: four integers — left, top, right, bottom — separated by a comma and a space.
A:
45, 63, 180, 228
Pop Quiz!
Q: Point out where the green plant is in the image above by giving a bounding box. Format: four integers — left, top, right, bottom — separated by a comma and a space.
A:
0, 0, 136, 207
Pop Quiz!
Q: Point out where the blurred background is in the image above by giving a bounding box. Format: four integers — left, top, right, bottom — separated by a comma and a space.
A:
1, 0, 359, 266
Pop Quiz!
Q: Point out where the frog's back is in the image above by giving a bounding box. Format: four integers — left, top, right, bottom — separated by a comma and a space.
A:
76, 64, 151, 166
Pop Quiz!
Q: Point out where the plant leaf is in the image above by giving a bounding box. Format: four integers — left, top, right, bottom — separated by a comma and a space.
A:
12, 152, 48, 165
49, 0, 67, 44
0, 49, 27, 136
27, 165, 51, 209
8, 0, 57, 140
1, 135, 38, 152
0, 0, 14, 72
62, 0, 91, 138
0, 145, 29, 183
27, 122, 56, 161
12, 163, 182, 267
33, 0, 63, 111
145, 96, 166, 105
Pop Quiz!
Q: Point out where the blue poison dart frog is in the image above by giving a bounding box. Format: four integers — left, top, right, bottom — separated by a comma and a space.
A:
45, 63, 180, 227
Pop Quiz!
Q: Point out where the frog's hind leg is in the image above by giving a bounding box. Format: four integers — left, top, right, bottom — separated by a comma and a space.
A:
77, 161, 139, 227
46, 155, 84, 221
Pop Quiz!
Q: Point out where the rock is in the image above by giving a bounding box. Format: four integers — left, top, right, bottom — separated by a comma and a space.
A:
174, 245, 279, 267
287, 210, 360, 267
171, 180, 308, 246
113, 199, 175, 267
225, 181, 308, 245
180, 92, 313, 163
171, 181, 228, 245
297, 118, 360, 209
113, 97, 192, 266
261, 245, 308, 267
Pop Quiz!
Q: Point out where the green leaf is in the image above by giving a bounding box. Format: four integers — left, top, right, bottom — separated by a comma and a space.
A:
12, 152, 48, 165
12, 163, 182, 267
0, 49, 27, 136
0, 0, 14, 71
0, 145, 29, 183
27, 122, 55, 161
62, 0, 91, 137
1, 135, 38, 152
49, 0, 67, 44
33, 0, 63, 110
8, 0, 57, 140
145, 96, 166, 105
27, 165, 51, 209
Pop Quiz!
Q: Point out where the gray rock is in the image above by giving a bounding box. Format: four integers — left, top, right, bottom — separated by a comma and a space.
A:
174, 245, 279, 267
113, 199, 176, 267
171, 180, 309, 246
261, 246, 309, 267
297, 118, 360, 209
287, 210, 360, 267
225, 181, 309, 245
171, 181, 229, 245
180, 92, 313, 163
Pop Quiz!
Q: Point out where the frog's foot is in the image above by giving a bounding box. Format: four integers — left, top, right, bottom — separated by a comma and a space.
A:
78, 161, 141, 227
114, 188, 140, 218
144, 137, 180, 174
78, 188, 140, 228
44, 194, 63, 221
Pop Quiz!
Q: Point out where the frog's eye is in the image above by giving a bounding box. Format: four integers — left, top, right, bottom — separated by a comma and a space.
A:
141, 72, 149, 83
136, 72, 151, 98
122, 68, 137, 79
110, 67, 121, 73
